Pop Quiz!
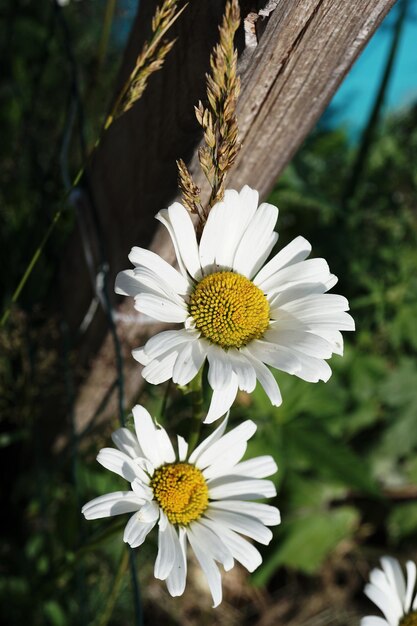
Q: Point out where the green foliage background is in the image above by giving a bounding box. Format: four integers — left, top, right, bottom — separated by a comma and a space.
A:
1, 1, 417, 625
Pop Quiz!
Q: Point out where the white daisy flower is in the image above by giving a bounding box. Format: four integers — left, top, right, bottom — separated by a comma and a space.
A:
362, 557, 417, 626
115, 186, 355, 423
82, 404, 280, 607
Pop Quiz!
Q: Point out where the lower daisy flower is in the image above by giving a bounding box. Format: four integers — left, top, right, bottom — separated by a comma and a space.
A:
362, 557, 417, 626
82, 405, 280, 607
115, 185, 355, 423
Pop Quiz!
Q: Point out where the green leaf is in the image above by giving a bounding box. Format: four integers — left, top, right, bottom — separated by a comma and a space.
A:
388, 502, 417, 542
287, 420, 381, 497
253, 507, 359, 584
43, 601, 66, 626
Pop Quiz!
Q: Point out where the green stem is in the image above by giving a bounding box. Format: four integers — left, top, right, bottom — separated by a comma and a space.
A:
0, 208, 62, 327
187, 368, 204, 453
95, 548, 129, 626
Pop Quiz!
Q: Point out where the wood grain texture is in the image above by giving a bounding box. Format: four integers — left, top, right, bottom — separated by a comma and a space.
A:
61, 0, 397, 436
189, 0, 398, 199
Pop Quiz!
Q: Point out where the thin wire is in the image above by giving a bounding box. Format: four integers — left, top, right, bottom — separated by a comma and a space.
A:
56, 5, 143, 624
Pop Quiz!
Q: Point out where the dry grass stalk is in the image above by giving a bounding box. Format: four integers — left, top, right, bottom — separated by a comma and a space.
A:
176, 158, 204, 221
177, 0, 241, 227
105, 0, 187, 130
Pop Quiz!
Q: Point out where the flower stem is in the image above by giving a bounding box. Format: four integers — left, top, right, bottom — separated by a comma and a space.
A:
187, 368, 204, 453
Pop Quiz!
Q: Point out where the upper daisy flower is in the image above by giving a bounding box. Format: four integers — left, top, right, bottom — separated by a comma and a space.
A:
362, 557, 417, 626
82, 405, 280, 607
115, 186, 355, 422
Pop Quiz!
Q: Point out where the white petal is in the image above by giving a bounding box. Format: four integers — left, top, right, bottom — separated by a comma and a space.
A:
128, 246, 189, 294
250, 231, 279, 279
208, 476, 276, 500
198, 201, 225, 271
97, 448, 143, 483
155, 428, 176, 464
139, 329, 196, 361
115, 269, 141, 297
201, 518, 262, 573
260, 258, 331, 294
381, 557, 406, 610
292, 351, 332, 383
209, 500, 281, 526
364, 583, 402, 625
172, 339, 206, 386
156, 209, 187, 276
130, 267, 186, 305
360, 618, 390, 626
111, 427, 143, 459
241, 349, 282, 406
141, 350, 178, 385
196, 420, 256, 471
202, 442, 248, 480
82, 491, 142, 520
263, 328, 334, 359
131, 346, 150, 366
131, 478, 154, 501
238, 185, 259, 218
177, 435, 188, 462
199, 190, 239, 271
267, 280, 335, 308
164, 203, 201, 279
207, 345, 232, 389
123, 510, 158, 548
370, 567, 392, 595
188, 521, 233, 571
205, 509, 273, 545
248, 339, 333, 383
186, 528, 222, 607
204, 373, 239, 424
133, 405, 171, 467
188, 417, 228, 465
405, 561, 417, 612
166, 527, 187, 597
228, 349, 257, 393
135, 500, 160, 523
231, 456, 278, 478
247, 340, 301, 375
281, 293, 350, 315
313, 329, 344, 356
134, 293, 187, 323
233, 202, 278, 278
272, 307, 355, 331
155, 515, 178, 580
254, 236, 312, 288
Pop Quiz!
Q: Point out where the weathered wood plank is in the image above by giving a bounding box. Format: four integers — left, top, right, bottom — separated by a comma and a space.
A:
63, 0, 396, 435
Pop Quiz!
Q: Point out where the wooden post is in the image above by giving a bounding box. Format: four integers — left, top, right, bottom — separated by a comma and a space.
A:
60, 0, 397, 436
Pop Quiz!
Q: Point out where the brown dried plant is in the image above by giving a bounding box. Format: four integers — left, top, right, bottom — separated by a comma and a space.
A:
105, 0, 187, 130
177, 0, 241, 227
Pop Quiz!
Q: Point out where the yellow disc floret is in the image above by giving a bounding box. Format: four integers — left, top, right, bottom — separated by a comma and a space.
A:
189, 271, 270, 349
400, 613, 417, 626
151, 463, 209, 525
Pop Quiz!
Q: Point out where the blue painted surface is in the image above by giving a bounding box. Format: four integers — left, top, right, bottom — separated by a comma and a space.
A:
112, 0, 139, 47
323, 0, 417, 135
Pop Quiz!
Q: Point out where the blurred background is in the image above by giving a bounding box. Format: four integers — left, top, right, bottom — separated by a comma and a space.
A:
1, 0, 417, 624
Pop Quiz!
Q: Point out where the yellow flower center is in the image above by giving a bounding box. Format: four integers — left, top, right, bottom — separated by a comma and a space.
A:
400, 612, 417, 626
150, 463, 209, 526
189, 271, 270, 349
